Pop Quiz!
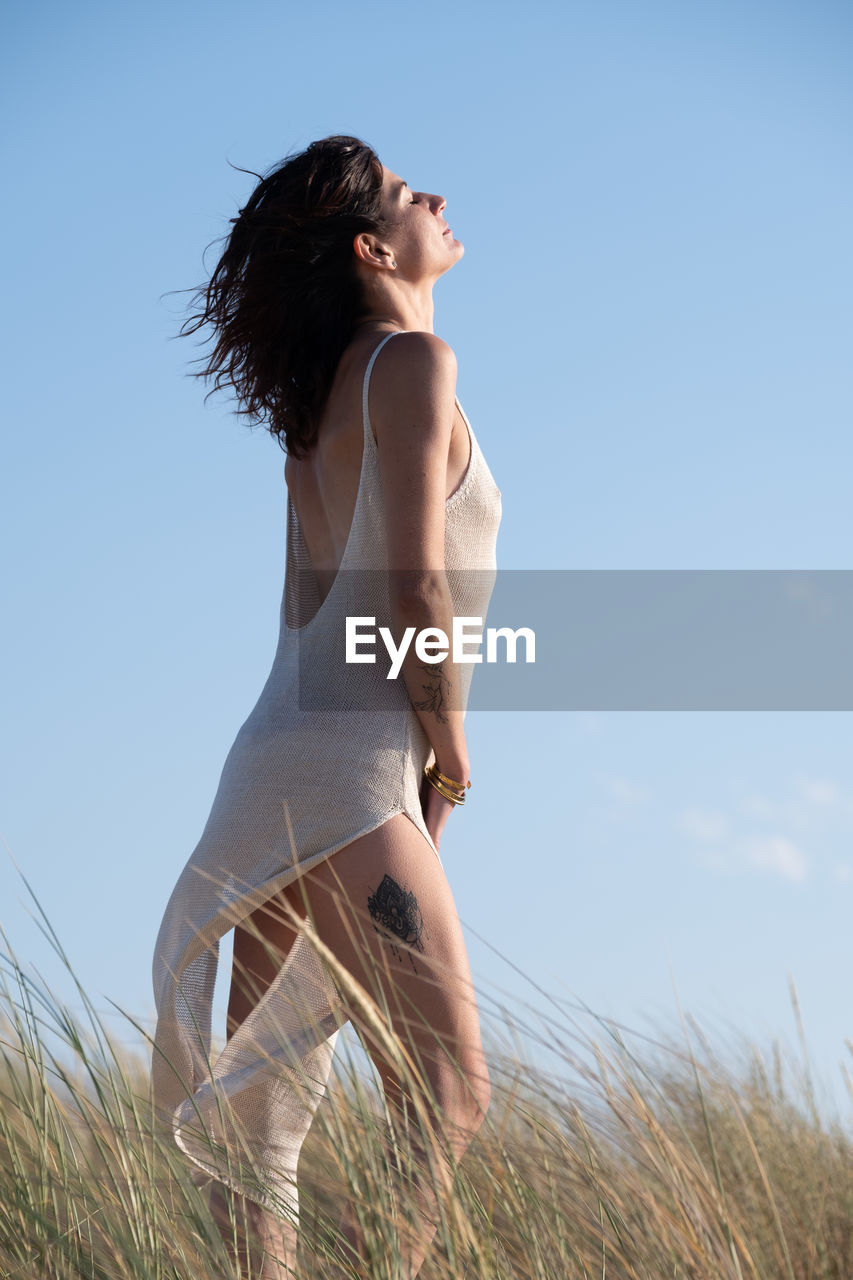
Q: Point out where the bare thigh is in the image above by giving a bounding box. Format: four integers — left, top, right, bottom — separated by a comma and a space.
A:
227, 878, 308, 1038
232, 813, 490, 1147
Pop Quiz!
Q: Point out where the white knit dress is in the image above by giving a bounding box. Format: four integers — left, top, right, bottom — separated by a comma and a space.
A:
150, 331, 502, 1219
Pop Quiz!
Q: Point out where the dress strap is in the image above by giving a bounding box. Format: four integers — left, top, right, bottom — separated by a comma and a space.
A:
362, 330, 405, 449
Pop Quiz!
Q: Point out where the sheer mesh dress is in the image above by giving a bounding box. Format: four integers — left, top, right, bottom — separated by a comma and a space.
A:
150, 330, 502, 1217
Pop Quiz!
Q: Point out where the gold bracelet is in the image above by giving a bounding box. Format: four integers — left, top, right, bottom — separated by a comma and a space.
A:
424, 763, 467, 801
427, 763, 472, 792
426, 776, 465, 805
424, 770, 466, 805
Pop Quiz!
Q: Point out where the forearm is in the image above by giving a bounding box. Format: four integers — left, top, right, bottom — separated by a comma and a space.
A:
387, 579, 471, 784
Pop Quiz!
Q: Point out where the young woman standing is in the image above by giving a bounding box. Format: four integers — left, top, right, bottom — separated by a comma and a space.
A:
151, 135, 502, 1277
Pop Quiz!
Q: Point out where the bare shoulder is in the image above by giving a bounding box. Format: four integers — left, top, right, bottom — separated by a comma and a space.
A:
378, 329, 457, 377
369, 330, 458, 429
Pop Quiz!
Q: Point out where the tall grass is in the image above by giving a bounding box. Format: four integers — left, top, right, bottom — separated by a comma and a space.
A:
2, 875, 853, 1279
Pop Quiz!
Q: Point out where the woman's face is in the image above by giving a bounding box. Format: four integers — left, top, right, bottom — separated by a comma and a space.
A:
376, 164, 464, 279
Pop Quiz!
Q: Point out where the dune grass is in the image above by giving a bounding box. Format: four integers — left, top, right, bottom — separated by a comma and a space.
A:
2, 879, 853, 1279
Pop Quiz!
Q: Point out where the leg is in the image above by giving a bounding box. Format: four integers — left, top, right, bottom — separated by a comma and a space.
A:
227, 878, 309, 1039
288, 814, 492, 1279
210, 879, 310, 1279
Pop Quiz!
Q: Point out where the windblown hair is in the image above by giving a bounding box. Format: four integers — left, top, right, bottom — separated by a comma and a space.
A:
180, 135, 388, 458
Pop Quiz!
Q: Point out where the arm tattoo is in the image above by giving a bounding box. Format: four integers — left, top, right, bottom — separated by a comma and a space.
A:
411, 657, 452, 725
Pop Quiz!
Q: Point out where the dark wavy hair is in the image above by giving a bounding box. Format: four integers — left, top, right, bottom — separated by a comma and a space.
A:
179, 135, 389, 458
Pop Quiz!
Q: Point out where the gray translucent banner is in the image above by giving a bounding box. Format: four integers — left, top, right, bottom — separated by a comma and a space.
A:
289, 570, 853, 711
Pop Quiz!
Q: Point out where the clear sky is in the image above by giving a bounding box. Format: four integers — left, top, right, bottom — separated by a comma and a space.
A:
2, 0, 852, 1126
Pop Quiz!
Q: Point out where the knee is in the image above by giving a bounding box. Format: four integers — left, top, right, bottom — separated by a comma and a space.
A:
444, 1060, 491, 1151
466, 1061, 491, 1134
384, 1056, 491, 1152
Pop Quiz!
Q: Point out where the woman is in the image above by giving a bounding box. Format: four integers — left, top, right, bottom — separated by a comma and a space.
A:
150, 135, 502, 1278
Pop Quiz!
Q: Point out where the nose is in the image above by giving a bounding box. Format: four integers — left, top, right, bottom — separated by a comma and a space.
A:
430, 192, 447, 216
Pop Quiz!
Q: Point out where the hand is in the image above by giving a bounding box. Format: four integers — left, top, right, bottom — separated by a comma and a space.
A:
419, 773, 458, 852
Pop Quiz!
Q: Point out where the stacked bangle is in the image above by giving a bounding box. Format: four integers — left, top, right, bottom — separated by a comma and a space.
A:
423, 762, 471, 805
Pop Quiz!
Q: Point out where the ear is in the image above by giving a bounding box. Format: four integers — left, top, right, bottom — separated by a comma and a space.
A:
353, 231, 395, 271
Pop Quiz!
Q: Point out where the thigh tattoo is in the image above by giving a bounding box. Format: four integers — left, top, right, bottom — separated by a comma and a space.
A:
367, 874, 426, 972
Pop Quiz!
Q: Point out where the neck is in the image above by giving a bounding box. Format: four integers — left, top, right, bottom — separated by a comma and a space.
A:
356, 279, 436, 335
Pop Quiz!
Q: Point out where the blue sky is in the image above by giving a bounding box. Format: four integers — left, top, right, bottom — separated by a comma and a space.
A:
2, 0, 853, 1125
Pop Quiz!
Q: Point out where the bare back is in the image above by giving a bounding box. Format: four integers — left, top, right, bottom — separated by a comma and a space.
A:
284, 330, 472, 607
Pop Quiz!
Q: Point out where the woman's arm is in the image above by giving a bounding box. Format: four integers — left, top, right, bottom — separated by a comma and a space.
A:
369, 330, 471, 804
